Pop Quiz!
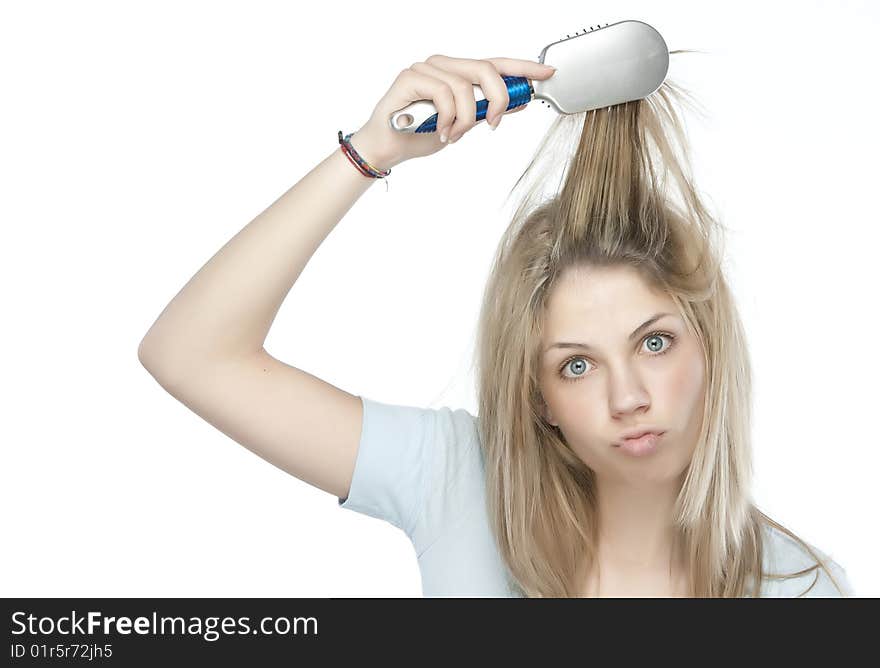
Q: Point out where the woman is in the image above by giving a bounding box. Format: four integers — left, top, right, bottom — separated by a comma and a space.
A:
138, 53, 852, 597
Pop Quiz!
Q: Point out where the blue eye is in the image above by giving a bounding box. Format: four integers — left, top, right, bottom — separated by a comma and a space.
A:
557, 331, 676, 383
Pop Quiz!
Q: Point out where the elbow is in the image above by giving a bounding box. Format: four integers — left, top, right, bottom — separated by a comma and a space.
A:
138, 336, 177, 380
137, 336, 159, 370
138, 338, 186, 394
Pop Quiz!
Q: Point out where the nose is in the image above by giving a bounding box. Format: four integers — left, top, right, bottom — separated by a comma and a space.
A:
608, 362, 650, 418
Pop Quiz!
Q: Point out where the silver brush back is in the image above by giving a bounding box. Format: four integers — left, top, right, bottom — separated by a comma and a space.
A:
534, 20, 669, 114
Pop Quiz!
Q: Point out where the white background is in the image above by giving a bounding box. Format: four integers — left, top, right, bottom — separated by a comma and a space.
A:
2, 0, 877, 597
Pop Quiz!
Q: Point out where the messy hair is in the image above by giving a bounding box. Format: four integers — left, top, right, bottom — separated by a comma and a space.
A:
472, 53, 847, 597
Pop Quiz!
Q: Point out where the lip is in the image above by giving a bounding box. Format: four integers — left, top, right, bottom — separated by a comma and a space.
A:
614, 431, 665, 457
614, 427, 666, 446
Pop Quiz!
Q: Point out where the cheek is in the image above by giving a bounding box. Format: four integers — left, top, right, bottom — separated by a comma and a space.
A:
544, 382, 608, 446
666, 341, 706, 415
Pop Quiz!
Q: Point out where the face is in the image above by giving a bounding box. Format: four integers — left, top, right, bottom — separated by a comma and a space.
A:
538, 264, 706, 483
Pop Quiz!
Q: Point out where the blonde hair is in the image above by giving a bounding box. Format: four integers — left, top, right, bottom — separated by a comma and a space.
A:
472, 53, 847, 597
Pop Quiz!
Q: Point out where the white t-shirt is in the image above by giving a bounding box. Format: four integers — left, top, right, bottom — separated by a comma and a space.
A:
339, 395, 854, 597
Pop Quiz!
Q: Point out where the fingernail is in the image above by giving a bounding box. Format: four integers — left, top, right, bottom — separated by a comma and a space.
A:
440, 130, 447, 143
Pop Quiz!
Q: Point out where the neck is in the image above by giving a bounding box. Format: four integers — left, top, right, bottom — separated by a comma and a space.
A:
593, 472, 686, 582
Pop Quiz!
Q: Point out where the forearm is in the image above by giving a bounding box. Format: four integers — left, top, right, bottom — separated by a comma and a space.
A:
138, 131, 391, 376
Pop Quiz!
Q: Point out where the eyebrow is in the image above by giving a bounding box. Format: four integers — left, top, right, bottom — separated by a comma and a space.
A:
544, 312, 677, 354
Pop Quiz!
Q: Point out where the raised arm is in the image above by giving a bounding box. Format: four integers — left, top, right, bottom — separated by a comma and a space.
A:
137, 55, 555, 499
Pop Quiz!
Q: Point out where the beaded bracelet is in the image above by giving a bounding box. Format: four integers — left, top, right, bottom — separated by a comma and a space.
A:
338, 131, 391, 180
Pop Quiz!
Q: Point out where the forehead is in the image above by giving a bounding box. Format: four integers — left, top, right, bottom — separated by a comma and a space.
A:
543, 265, 676, 332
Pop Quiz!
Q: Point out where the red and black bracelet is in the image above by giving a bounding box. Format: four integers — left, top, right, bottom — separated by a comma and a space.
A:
338, 131, 391, 179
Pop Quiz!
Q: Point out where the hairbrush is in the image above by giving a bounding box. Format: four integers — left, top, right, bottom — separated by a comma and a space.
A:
389, 19, 669, 133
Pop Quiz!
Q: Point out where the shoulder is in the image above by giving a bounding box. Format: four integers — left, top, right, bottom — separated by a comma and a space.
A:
760, 523, 854, 597
417, 403, 485, 519
432, 402, 481, 450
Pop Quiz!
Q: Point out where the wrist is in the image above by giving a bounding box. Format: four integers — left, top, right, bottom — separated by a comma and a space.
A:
347, 129, 399, 173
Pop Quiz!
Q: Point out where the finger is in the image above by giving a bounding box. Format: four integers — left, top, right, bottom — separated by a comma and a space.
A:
481, 59, 555, 125
423, 54, 510, 137
482, 57, 557, 81
409, 61, 476, 142
385, 68, 457, 142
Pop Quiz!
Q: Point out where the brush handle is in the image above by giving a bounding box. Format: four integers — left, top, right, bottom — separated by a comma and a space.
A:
388, 75, 534, 133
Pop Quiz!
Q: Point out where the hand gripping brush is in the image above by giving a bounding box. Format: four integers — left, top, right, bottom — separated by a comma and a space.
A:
388, 19, 669, 133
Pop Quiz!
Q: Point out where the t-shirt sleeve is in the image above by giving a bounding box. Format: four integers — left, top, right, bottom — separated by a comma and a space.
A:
337, 395, 432, 536
337, 394, 481, 552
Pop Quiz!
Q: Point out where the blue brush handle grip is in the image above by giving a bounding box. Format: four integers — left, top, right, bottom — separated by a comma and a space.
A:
390, 75, 534, 133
